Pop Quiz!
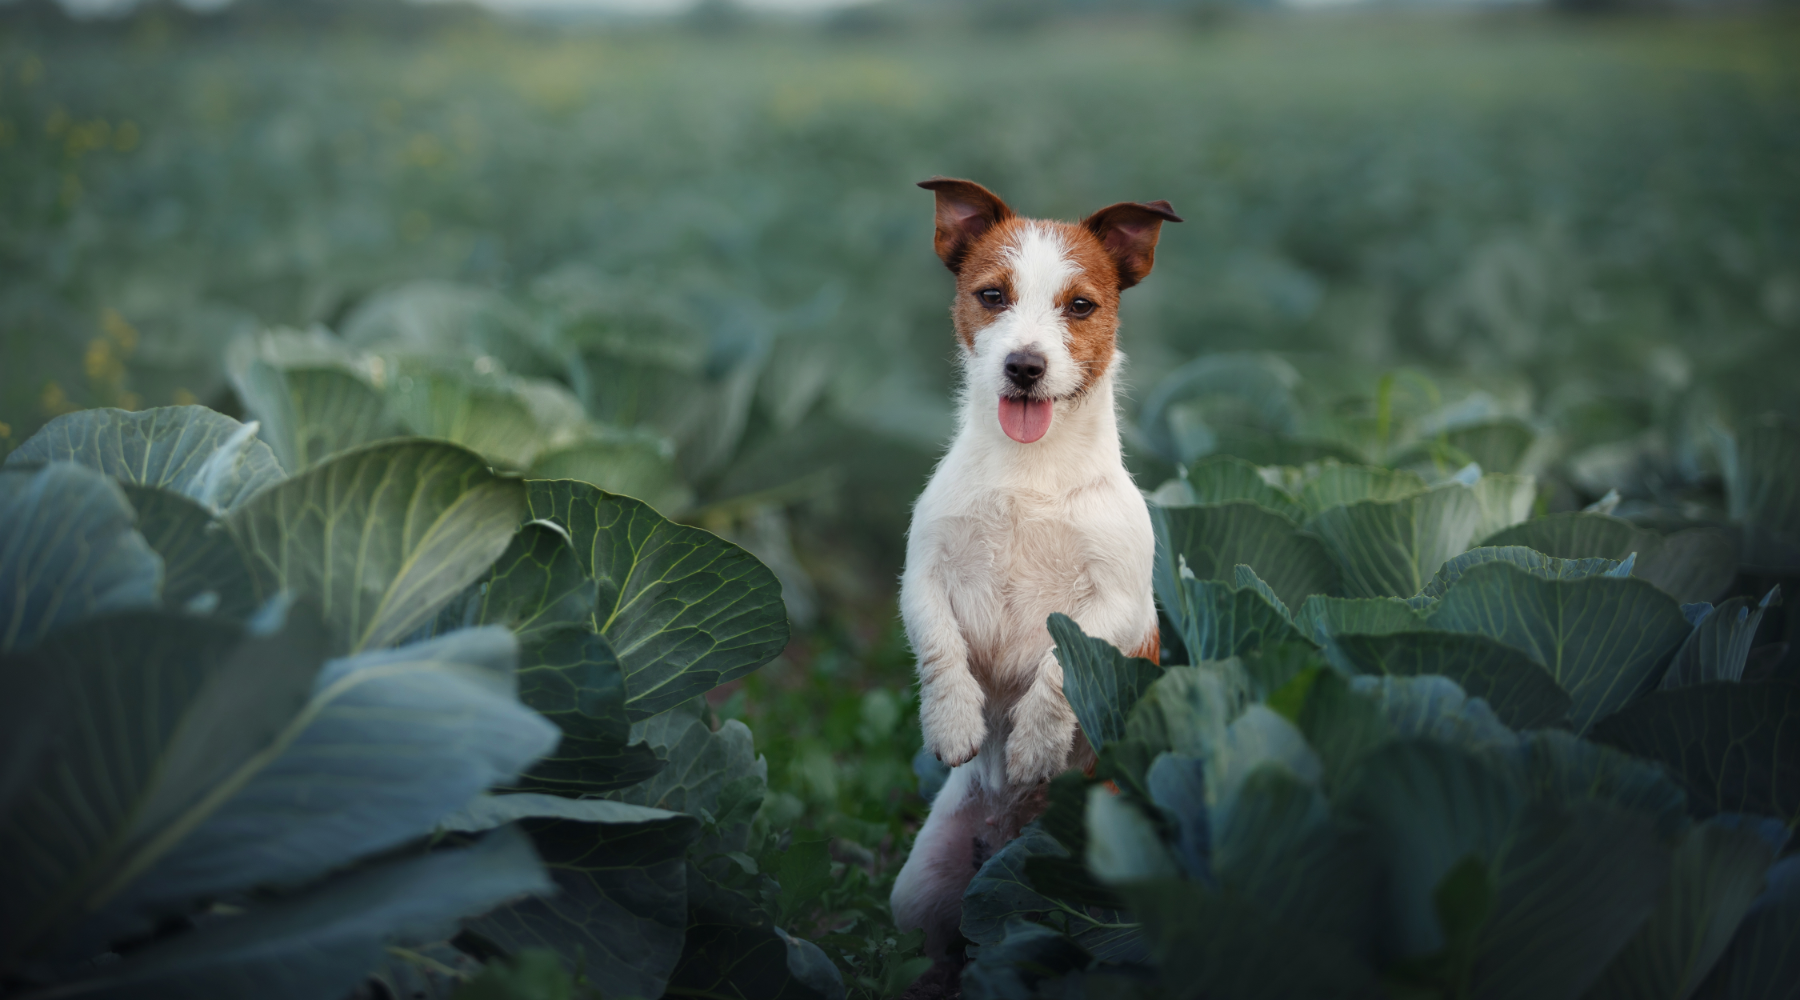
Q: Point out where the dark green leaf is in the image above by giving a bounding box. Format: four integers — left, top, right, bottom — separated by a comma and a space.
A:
41, 827, 550, 1000
524, 480, 789, 718
1171, 576, 1316, 662
1721, 417, 1800, 574
962, 825, 1148, 965
1515, 730, 1689, 842
1474, 802, 1669, 1000
1427, 561, 1693, 734
1123, 662, 1253, 759
451, 949, 576, 1000
431, 523, 597, 643
1145, 753, 1211, 883
1152, 501, 1340, 612
466, 813, 700, 1000
508, 628, 666, 796
1662, 587, 1783, 690
1588, 815, 1786, 1000
1693, 856, 1800, 1000
610, 700, 766, 848
0, 609, 328, 960
0, 463, 162, 654
1232, 564, 1291, 620
774, 832, 834, 924
1482, 512, 1739, 605
228, 440, 528, 653
1122, 881, 1384, 1000
1332, 630, 1571, 730
109, 626, 557, 934
1296, 670, 1396, 791
120, 484, 261, 618
1213, 764, 1373, 946
1049, 613, 1164, 757
5, 405, 284, 511
1385, 854, 1496, 999
1241, 641, 1334, 701
1590, 682, 1800, 823
1307, 483, 1485, 598
1342, 740, 1523, 960
666, 863, 846, 1000
1416, 544, 1625, 605
961, 917, 1093, 1000
1295, 595, 1427, 645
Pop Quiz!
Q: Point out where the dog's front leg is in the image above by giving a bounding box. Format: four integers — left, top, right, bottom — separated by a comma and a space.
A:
902, 556, 986, 767
1006, 651, 1079, 786
1008, 588, 1156, 786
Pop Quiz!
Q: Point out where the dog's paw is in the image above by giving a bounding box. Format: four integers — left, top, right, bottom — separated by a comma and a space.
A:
921, 672, 986, 767
1005, 692, 1076, 787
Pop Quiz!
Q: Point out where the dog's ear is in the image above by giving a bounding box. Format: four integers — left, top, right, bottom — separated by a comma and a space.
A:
1081, 200, 1183, 290
918, 177, 1015, 274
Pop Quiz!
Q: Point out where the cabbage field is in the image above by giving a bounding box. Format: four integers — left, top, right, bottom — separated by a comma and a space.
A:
1, 3, 1798, 999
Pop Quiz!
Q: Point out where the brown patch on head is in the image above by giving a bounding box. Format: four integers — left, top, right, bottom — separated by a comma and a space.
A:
1056, 220, 1131, 393
920, 180, 1181, 394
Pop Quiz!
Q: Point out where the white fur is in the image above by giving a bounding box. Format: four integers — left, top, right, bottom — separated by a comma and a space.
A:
891, 223, 1158, 958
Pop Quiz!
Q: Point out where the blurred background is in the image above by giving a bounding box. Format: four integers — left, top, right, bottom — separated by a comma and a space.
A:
2, 0, 1798, 907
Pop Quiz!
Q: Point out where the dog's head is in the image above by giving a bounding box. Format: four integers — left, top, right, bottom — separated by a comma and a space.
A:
920, 177, 1180, 445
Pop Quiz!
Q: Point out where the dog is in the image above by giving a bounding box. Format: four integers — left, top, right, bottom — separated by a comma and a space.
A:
889, 178, 1178, 964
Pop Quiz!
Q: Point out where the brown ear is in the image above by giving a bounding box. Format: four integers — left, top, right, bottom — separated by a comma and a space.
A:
1081, 200, 1183, 290
918, 177, 1015, 273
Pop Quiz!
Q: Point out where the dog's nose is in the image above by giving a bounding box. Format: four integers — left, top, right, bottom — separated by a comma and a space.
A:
1004, 350, 1046, 389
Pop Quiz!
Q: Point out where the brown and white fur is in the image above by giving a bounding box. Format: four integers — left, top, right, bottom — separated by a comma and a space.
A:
889, 179, 1179, 962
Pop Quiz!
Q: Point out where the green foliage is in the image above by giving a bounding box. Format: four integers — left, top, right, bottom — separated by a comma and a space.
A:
228, 439, 528, 653
4, 10, 1800, 997
0, 406, 850, 1000
1425, 562, 1693, 734
0, 461, 162, 651
1151, 501, 1339, 612
978, 464, 1795, 997
8, 405, 284, 511
523, 479, 790, 719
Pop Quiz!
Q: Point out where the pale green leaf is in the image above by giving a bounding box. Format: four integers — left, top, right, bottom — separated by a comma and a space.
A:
227, 440, 527, 653
1307, 483, 1485, 598
1299, 462, 1429, 513
5, 406, 284, 511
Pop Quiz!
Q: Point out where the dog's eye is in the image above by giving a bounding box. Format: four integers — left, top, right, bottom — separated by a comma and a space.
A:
978, 288, 1005, 307
1067, 298, 1096, 318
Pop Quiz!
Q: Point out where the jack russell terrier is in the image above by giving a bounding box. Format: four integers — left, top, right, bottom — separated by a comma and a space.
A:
889, 178, 1179, 962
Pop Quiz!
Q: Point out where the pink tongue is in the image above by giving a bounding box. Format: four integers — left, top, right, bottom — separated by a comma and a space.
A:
998, 397, 1053, 444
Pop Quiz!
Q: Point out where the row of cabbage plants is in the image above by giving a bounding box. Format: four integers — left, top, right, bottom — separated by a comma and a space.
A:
940, 427, 1799, 999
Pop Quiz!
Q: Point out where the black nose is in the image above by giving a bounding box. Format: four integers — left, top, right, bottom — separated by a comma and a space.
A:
1004, 350, 1046, 389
